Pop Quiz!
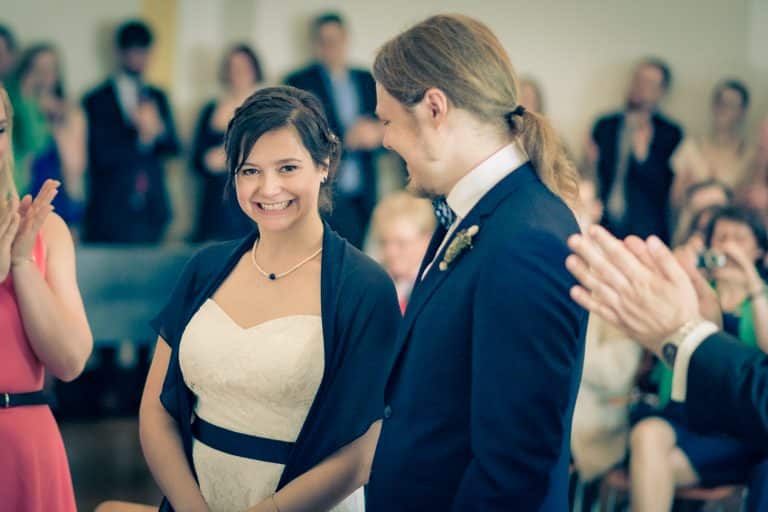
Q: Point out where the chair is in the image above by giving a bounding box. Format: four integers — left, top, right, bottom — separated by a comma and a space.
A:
598, 468, 746, 512
75, 243, 197, 346
56, 244, 197, 417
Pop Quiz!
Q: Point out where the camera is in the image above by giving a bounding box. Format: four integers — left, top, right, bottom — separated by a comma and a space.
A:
697, 250, 727, 270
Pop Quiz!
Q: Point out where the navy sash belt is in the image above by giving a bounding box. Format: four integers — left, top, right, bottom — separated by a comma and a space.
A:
191, 416, 294, 465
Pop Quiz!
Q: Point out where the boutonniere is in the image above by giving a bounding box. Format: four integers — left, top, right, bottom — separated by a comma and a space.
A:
439, 225, 480, 271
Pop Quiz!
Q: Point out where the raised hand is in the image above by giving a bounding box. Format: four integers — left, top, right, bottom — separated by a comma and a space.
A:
717, 241, 764, 294
0, 195, 21, 281
565, 225, 699, 354
11, 179, 60, 266
135, 100, 165, 146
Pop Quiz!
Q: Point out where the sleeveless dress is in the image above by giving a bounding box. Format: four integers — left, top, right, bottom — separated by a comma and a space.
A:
0, 233, 77, 511
179, 299, 365, 512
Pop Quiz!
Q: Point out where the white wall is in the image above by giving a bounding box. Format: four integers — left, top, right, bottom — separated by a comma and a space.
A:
6, 0, 141, 98
6, 0, 767, 151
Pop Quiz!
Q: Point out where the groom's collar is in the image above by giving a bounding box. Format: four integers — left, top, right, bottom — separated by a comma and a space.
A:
446, 141, 528, 220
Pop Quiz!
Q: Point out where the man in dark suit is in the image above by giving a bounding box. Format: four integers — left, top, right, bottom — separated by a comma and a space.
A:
284, 12, 382, 248
366, 15, 587, 511
589, 58, 683, 243
83, 20, 179, 244
566, 224, 768, 510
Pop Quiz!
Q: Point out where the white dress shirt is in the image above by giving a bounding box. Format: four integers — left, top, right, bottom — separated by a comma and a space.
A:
670, 320, 719, 402
114, 72, 141, 123
422, 141, 529, 278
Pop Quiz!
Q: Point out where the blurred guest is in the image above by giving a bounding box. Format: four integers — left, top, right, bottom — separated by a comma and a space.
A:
285, 12, 382, 248
571, 179, 642, 495
191, 44, 263, 242
741, 116, 768, 218
574, 178, 603, 230
12, 44, 86, 225
705, 206, 768, 350
0, 24, 17, 83
630, 205, 768, 512
0, 86, 92, 512
672, 80, 753, 202
82, 20, 180, 244
5, 50, 48, 194
519, 76, 544, 114
588, 58, 683, 243
672, 179, 732, 247
369, 191, 435, 312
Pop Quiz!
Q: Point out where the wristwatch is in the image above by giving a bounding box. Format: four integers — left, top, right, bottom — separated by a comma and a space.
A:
660, 319, 700, 367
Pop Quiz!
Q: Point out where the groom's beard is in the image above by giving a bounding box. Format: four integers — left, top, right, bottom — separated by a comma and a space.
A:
406, 178, 439, 200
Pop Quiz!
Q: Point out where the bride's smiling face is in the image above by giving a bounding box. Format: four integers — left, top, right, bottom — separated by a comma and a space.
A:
234, 126, 327, 234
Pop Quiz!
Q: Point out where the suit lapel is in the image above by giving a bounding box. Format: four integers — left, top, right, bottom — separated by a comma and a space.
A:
388, 164, 538, 378
399, 213, 479, 336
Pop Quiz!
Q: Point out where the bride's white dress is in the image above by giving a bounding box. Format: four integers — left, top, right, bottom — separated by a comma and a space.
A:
179, 299, 365, 512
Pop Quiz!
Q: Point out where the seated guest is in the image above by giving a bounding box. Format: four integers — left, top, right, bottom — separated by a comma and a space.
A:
672, 79, 754, 203
11, 44, 86, 226
571, 179, 642, 502
672, 179, 732, 247
191, 44, 263, 242
82, 20, 180, 244
284, 12, 382, 248
588, 58, 683, 243
369, 191, 435, 312
629, 205, 768, 512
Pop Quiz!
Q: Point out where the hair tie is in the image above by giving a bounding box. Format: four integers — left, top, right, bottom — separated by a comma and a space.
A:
504, 105, 526, 126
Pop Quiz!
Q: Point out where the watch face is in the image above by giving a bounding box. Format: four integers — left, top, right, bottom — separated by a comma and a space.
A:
662, 343, 678, 366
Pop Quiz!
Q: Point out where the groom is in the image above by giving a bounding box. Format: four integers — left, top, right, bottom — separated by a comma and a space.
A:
364, 15, 587, 511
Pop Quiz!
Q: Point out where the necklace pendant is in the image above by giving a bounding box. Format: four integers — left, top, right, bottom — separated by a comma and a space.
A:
268, 273, 277, 281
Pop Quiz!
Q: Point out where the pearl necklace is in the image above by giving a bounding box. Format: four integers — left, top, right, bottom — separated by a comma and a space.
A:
250, 240, 323, 281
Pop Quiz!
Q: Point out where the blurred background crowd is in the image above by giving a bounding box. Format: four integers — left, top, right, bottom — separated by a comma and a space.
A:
3, 0, 768, 510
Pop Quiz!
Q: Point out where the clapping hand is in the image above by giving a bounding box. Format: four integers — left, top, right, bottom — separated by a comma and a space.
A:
716, 241, 765, 296
0, 195, 21, 281
565, 225, 700, 355
11, 179, 60, 267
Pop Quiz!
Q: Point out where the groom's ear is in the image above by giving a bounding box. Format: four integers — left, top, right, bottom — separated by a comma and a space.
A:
422, 88, 449, 128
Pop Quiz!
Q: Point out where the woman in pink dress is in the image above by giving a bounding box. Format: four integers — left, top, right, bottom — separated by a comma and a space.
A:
0, 85, 92, 511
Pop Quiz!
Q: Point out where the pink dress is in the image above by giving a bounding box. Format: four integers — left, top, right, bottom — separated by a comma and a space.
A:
0, 234, 77, 511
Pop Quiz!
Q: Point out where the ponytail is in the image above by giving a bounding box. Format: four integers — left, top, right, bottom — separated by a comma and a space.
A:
506, 106, 579, 209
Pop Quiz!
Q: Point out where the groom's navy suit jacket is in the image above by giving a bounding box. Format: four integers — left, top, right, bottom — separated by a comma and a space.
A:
366, 164, 588, 511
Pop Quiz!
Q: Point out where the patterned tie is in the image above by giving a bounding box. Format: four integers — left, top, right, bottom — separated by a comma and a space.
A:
432, 197, 457, 229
